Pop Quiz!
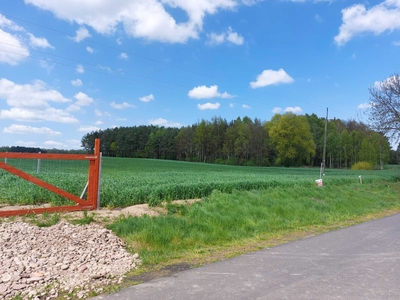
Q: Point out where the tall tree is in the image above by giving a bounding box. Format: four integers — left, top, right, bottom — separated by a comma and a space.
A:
368, 73, 400, 142
267, 113, 316, 167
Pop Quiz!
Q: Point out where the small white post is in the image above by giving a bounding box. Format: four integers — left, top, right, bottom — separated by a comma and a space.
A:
358, 175, 362, 184
5, 152, 7, 164
37, 152, 41, 174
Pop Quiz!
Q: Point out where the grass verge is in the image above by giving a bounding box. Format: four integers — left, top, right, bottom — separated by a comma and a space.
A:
109, 180, 400, 273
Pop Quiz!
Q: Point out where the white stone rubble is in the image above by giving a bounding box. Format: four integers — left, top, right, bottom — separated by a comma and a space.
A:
0, 221, 141, 299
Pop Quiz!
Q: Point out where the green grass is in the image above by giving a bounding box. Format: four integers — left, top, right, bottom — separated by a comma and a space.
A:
1, 157, 399, 208
109, 180, 400, 266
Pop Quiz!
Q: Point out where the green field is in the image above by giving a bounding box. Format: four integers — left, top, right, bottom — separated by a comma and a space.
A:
1, 157, 399, 207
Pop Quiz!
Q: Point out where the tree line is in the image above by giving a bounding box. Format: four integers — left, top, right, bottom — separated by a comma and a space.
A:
81, 113, 392, 168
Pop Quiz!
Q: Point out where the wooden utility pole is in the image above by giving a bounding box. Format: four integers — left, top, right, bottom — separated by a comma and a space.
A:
321, 108, 328, 177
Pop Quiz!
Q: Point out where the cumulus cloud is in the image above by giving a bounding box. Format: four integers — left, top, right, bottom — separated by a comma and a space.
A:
28, 33, 54, 49
197, 102, 220, 110
76, 64, 85, 73
188, 85, 235, 99
86, 46, 94, 53
0, 107, 78, 123
285, 106, 302, 113
0, 78, 79, 123
23, 0, 252, 44
207, 27, 244, 45
242, 104, 250, 109
43, 140, 65, 148
0, 29, 29, 65
250, 69, 294, 88
110, 101, 136, 109
149, 117, 182, 127
0, 78, 70, 109
71, 79, 82, 86
272, 106, 302, 114
335, 0, 400, 46
72, 26, 91, 42
315, 14, 322, 22
3, 124, 61, 135
77, 125, 100, 132
118, 52, 128, 59
358, 102, 371, 109
139, 94, 155, 102
272, 107, 282, 113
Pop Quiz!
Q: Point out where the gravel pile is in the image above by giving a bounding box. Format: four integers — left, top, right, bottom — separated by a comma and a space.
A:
0, 221, 141, 299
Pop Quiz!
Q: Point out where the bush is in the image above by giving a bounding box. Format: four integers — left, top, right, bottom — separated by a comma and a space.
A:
351, 161, 374, 170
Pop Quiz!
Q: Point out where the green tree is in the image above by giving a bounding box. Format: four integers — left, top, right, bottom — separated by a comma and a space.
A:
267, 113, 316, 167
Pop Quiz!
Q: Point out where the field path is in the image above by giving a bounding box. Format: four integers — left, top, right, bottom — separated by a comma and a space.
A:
94, 213, 400, 300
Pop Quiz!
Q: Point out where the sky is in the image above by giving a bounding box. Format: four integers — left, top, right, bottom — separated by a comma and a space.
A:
0, 0, 399, 149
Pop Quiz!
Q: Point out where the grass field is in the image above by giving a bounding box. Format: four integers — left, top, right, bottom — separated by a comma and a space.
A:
1, 157, 400, 207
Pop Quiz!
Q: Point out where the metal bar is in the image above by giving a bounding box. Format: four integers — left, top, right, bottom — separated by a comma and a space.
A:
0, 205, 94, 217
80, 181, 89, 199
0, 153, 96, 160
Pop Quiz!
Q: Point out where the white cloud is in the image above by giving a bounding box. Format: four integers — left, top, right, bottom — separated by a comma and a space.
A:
0, 78, 70, 109
71, 79, 83, 86
285, 106, 302, 113
74, 92, 93, 106
76, 64, 85, 73
250, 68, 294, 88
77, 125, 100, 132
226, 27, 244, 45
23, 0, 250, 44
27, 33, 54, 49
39, 60, 55, 74
110, 101, 136, 109
188, 85, 235, 99
335, 0, 400, 46
197, 102, 220, 110
67, 139, 81, 148
3, 124, 61, 135
72, 26, 91, 42
116, 117, 127, 121
229, 103, 234, 108
95, 120, 103, 125
139, 94, 155, 102
0, 78, 79, 123
207, 27, 244, 45
0, 14, 24, 31
373, 75, 399, 90
86, 46, 94, 53
94, 109, 103, 117
149, 117, 182, 127
118, 52, 129, 59
0, 28, 29, 65
0, 107, 78, 123
242, 104, 250, 109
358, 102, 371, 109
315, 14, 322, 22
272, 107, 282, 113
393, 40, 400, 46
43, 140, 65, 148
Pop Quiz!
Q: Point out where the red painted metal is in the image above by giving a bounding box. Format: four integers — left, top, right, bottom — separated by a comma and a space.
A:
0, 139, 101, 217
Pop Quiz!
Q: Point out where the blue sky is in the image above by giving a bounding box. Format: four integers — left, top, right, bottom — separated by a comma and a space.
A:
0, 0, 399, 149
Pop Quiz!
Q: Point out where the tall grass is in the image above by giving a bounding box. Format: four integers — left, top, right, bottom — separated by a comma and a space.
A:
109, 180, 400, 265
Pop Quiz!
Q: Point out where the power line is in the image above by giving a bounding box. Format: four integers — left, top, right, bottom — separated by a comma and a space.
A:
0, 14, 351, 119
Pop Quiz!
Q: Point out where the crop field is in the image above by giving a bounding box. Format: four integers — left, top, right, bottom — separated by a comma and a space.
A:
1, 157, 399, 208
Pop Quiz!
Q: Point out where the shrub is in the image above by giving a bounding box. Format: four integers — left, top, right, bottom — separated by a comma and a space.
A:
351, 161, 374, 170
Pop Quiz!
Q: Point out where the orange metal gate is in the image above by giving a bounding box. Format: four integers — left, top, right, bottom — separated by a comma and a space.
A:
0, 139, 101, 217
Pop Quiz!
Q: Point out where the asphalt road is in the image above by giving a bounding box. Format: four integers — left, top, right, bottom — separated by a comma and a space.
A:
94, 213, 400, 300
